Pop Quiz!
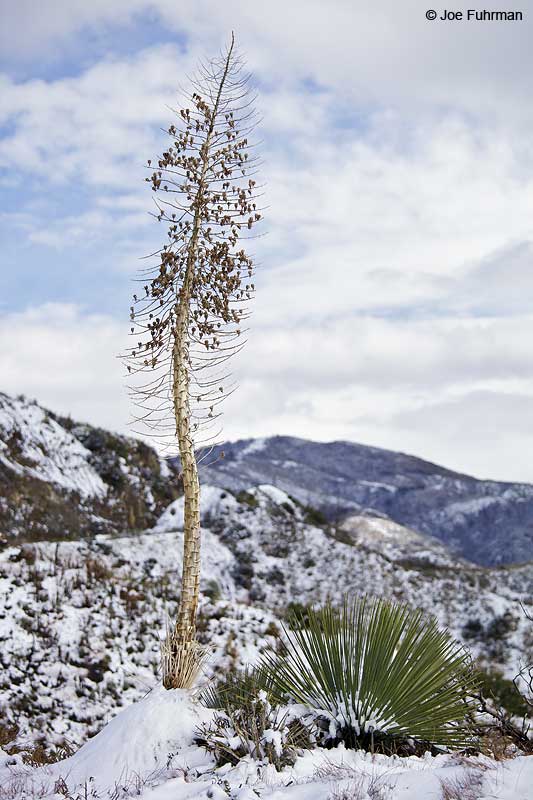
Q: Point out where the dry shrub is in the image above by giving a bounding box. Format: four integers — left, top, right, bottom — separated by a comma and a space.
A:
478, 727, 521, 761
439, 770, 485, 800
0, 727, 75, 768
317, 763, 394, 800
0, 723, 18, 749
197, 669, 312, 770
438, 758, 494, 800
20, 740, 75, 768
198, 701, 312, 771
327, 779, 367, 800
0, 773, 51, 800
327, 777, 393, 800
85, 557, 113, 584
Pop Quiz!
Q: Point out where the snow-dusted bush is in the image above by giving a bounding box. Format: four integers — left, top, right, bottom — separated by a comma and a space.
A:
260, 596, 479, 752
197, 668, 312, 769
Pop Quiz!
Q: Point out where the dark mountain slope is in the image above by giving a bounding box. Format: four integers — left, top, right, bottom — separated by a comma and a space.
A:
0, 393, 180, 542
198, 436, 533, 566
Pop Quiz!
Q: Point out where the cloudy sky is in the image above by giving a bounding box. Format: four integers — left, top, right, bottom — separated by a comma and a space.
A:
1, 0, 533, 482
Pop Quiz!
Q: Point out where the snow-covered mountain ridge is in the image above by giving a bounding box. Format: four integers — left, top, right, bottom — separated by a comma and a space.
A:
0, 392, 180, 542
3, 390, 533, 567
198, 436, 533, 566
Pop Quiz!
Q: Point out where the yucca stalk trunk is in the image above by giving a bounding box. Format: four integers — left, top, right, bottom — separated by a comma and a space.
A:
162, 39, 235, 689
161, 298, 203, 689
171, 303, 201, 640
125, 31, 261, 689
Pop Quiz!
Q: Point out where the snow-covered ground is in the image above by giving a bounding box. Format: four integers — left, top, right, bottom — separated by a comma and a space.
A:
2, 687, 532, 800
1, 482, 532, 763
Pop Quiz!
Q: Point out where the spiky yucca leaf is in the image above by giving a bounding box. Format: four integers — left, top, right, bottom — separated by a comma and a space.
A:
260, 596, 479, 750
199, 666, 276, 712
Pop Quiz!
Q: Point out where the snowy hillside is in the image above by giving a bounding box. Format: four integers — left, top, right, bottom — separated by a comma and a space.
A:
198, 436, 533, 566
0, 395, 107, 499
3, 392, 533, 567
1, 391, 533, 796
0, 392, 180, 542
1, 482, 532, 762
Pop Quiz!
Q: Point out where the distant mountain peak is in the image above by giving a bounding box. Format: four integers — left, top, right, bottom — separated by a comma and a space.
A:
197, 435, 533, 566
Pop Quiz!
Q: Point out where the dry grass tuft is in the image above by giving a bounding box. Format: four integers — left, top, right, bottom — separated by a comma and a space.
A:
318, 763, 395, 800
478, 727, 524, 760
161, 625, 210, 689
439, 769, 485, 800
0, 773, 51, 800
0, 724, 19, 749
327, 779, 367, 800
327, 777, 394, 800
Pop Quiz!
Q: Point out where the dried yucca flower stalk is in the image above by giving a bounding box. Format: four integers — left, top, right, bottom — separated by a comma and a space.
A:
125, 33, 262, 688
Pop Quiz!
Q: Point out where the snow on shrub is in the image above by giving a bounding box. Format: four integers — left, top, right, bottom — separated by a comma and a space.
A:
197, 668, 312, 769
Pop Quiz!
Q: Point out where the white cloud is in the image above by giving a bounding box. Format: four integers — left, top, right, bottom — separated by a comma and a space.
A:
3, 300, 533, 482
0, 0, 146, 61
387, 391, 533, 483
256, 115, 533, 323
0, 304, 129, 434
3, 1, 533, 127
3, 20, 533, 284
0, 44, 202, 189
244, 314, 533, 389
454, 242, 533, 316
2, 3, 533, 483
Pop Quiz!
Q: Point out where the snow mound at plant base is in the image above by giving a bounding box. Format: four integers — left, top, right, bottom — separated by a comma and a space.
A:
47, 686, 212, 791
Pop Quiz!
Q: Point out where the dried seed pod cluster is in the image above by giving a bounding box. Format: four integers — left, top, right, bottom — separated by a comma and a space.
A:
126, 36, 262, 450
